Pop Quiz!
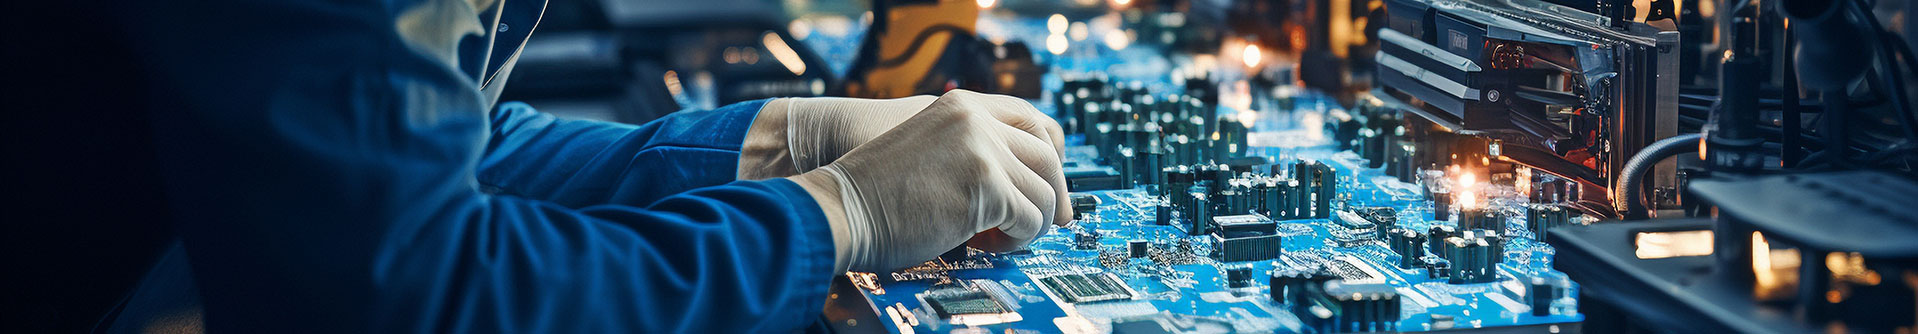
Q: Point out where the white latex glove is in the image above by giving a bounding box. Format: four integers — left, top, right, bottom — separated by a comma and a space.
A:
739, 97, 931, 180
786, 96, 936, 173
740, 94, 1066, 180
788, 90, 1071, 273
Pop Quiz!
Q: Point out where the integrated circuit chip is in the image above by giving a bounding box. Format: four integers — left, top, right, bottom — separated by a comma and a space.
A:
923, 289, 1010, 318
1039, 273, 1136, 303
916, 280, 1025, 326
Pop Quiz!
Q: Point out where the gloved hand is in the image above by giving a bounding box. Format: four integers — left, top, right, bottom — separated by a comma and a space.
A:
787, 90, 1070, 273
740, 94, 1066, 180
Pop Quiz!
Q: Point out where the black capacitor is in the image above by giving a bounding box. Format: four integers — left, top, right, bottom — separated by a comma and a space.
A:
1185, 200, 1221, 235
1529, 277, 1559, 316
1070, 193, 1100, 219
1430, 190, 1453, 221
1526, 205, 1572, 240
1162, 166, 1196, 200
1292, 161, 1336, 219
1198, 96, 1219, 141
1390, 139, 1418, 183
1155, 204, 1174, 225
1425, 259, 1451, 279
1213, 118, 1249, 161
1227, 267, 1255, 289
1484, 232, 1506, 265
1266, 178, 1298, 219
1459, 208, 1498, 232
1270, 268, 1337, 306
1164, 134, 1193, 167
1129, 240, 1149, 258
1073, 230, 1099, 250
1220, 186, 1258, 216
1136, 150, 1165, 187
1058, 77, 1107, 134
1428, 225, 1456, 256
1127, 126, 1158, 154
1088, 121, 1112, 159
1334, 116, 1362, 150
1367, 117, 1402, 169
1195, 164, 1232, 195
1388, 228, 1426, 269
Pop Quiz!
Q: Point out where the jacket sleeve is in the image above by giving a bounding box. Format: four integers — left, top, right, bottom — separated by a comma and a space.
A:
477, 100, 770, 208
118, 0, 834, 332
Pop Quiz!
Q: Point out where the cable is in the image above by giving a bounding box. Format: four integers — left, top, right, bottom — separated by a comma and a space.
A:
1614, 133, 1704, 219
1855, 0, 1918, 141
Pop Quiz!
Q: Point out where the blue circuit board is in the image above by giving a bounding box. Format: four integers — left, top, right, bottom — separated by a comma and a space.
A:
824, 11, 1585, 334
840, 103, 1584, 334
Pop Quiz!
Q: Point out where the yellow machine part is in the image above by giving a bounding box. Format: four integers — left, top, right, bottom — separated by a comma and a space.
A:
844, 0, 979, 99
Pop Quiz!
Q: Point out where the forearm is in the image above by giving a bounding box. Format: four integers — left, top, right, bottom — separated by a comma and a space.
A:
483, 100, 771, 207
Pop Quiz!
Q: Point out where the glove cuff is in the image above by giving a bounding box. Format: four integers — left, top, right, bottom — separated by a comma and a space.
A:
815, 165, 882, 273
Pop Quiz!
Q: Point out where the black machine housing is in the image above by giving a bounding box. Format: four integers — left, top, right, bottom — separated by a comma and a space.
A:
1373, 0, 1680, 217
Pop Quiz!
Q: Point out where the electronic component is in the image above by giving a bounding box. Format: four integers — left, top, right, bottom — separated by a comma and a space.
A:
1386, 227, 1426, 269
1038, 273, 1135, 303
1424, 258, 1452, 280
923, 288, 1008, 317
1226, 266, 1255, 289
915, 280, 1024, 326
1065, 164, 1123, 191
1271, 267, 1338, 306
1458, 206, 1500, 232
1252, 177, 1296, 219
1353, 207, 1399, 239
1525, 204, 1573, 241
1178, 192, 1216, 236
1301, 280, 1403, 333
1427, 225, 1456, 256
1209, 214, 1281, 262
1292, 161, 1337, 219
1069, 193, 1101, 220
1216, 186, 1257, 217
817, 9, 1590, 332
1330, 227, 1376, 248
1528, 276, 1571, 317
1439, 230, 1504, 284
1332, 210, 1377, 232
1073, 229, 1099, 250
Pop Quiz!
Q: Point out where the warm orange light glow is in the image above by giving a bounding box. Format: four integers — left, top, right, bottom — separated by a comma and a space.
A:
1753, 232, 1775, 285
1634, 230, 1714, 259
763, 32, 806, 76
1458, 190, 1480, 210
1242, 44, 1262, 68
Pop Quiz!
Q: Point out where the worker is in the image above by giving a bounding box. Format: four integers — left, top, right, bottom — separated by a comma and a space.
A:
0, 0, 1067, 332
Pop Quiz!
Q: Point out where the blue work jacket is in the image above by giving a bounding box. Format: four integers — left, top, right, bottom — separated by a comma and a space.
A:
76, 0, 837, 332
